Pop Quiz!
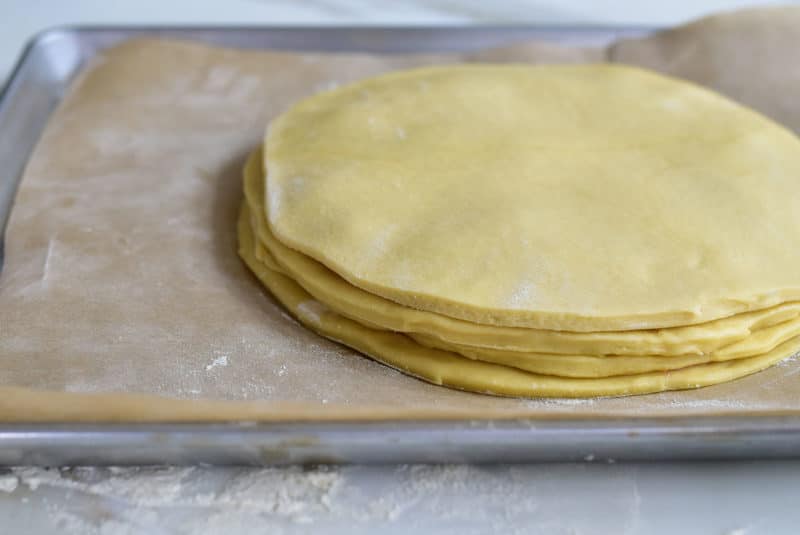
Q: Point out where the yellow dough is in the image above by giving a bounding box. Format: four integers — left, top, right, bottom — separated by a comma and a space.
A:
264, 64, 800, 331
243, 152, 800, 378
239, 204, 800, 397
410, 317, 800, 378
243, 149, 800, 358
240, 64, 800, 397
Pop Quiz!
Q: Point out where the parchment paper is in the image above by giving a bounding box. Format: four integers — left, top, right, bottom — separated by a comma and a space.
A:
2, 6, 800, 422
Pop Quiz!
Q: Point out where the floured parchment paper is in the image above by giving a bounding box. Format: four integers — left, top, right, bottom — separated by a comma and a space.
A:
2, 6, 800, 422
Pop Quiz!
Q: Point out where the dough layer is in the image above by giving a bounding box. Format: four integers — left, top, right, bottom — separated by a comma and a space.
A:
410, 317, 800, 378
244, 149, 800, 358
265, 64, 800, 331
239, 204, 800, 397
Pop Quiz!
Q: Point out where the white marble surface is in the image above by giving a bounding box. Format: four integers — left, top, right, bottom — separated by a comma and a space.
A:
3, 1, 800, 534
1, 462, 799, 534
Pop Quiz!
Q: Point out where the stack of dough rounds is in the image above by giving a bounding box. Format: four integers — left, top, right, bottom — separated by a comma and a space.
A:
238, 63, 800, 398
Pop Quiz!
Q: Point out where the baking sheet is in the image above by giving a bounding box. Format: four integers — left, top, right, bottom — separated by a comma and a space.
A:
2, 7, 800, 425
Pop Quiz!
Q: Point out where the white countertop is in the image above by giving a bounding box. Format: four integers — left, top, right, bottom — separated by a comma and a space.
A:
2, 462, 799, 534
2, 1, 800, 534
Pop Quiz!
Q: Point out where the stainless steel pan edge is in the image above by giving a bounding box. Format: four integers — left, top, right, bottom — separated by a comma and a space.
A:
0, 416, 798, 465
3, 26, 800, 464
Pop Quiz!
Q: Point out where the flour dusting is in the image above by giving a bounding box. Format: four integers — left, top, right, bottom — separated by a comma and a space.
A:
363, 224, 398, 262
666, 398, 748, 410
8, 463, 654, 534
296, 300, 328, 325
0, 473, 18, 493
40, 238, 57, 287
536, 397, 598, 407
314, 80, 340, 93
13, 466, 342, 533
267, 183, 283, 221
205, 355, 229, 371
507, 280, 535, 309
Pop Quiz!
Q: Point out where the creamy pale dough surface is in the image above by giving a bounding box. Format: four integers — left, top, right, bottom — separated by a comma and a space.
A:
243, 151, 800, 381
265, 64, 800, 331
243, 150, 800, 358
240, 205, 800, 397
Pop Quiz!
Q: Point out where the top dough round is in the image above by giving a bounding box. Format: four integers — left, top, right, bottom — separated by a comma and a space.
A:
265, 63, 800, 331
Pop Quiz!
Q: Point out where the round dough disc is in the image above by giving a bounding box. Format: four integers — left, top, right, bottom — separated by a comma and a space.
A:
244, 149, 800, 358
264, 64, 800, 331
239, 204, 800, 397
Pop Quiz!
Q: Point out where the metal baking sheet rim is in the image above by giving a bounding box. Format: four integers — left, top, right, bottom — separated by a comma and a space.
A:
1, 26, 799, 464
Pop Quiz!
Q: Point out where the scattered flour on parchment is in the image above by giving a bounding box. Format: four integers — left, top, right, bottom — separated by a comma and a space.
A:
534, 397, 598, 407
314, 80, 340, 93
666, 398, 749, 410
205, 355, 229, 371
